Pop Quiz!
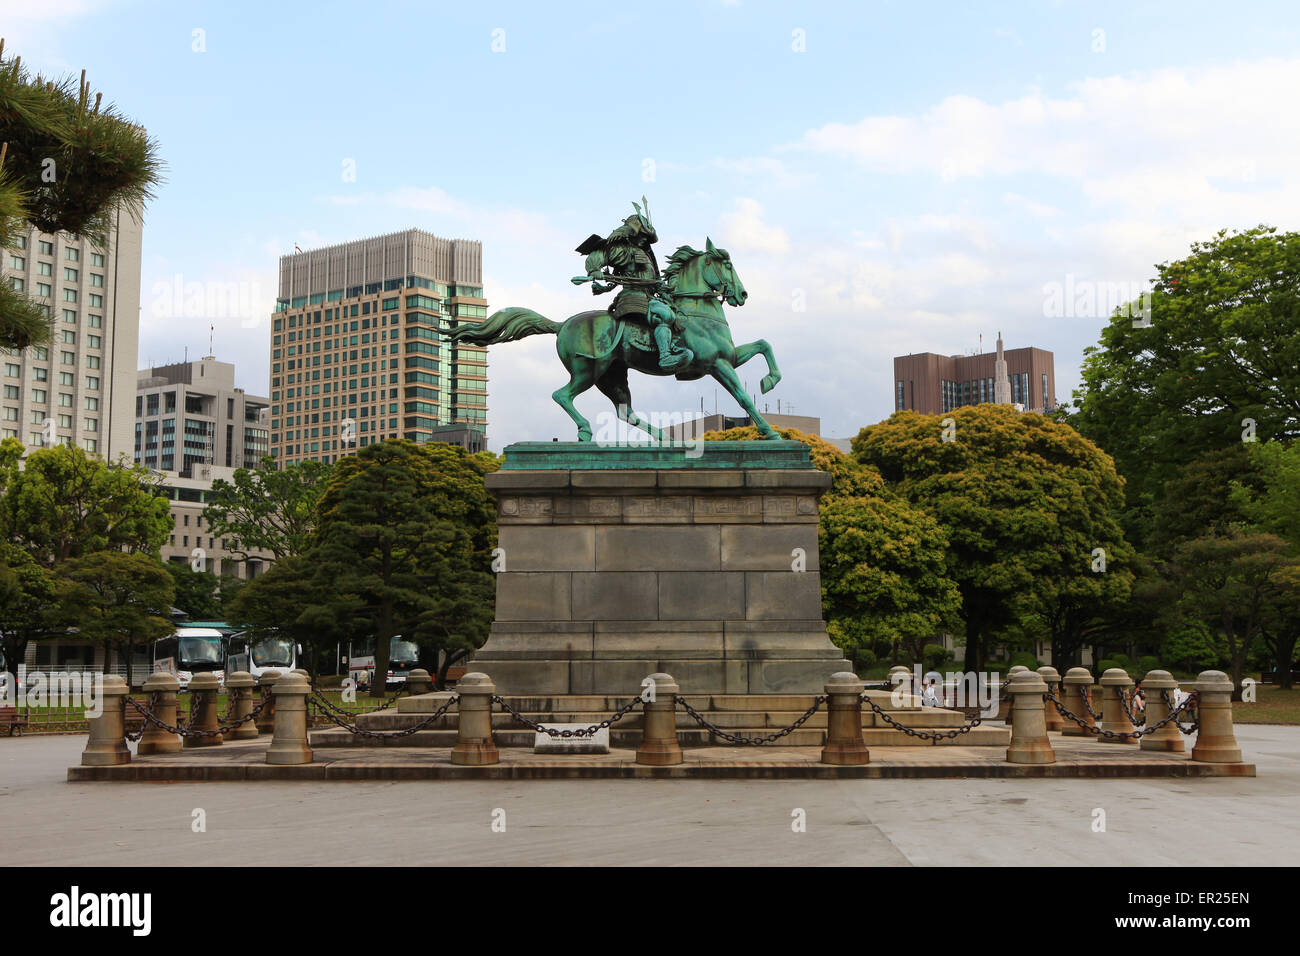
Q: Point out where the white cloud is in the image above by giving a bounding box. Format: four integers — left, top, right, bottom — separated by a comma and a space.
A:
715, 197, 790, 256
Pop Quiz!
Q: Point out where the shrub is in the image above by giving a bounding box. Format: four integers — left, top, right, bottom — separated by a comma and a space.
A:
1009, 651, 1040, 671
1136, 655, 1162, 678
923, 643, 953, 673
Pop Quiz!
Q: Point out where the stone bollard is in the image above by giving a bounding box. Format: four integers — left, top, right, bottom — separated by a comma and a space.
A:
137, 672, 182, 755
290, 668, 311, 684
406, 668, 434, 695
888, 665, 913, 699
1138, 670, 1184, 753
255, 670, 281, 735
1000, 665, 1030, 724
1037, 666, 1065, 733
265, 671, 313, 765
1061, 667, 1097, 737
183, 672, 224, 748
821, 672, 869, 765
450, 672, 499, 766
82, 674, 132, 766
223, 671, 259, 740
636, 672, 683, 766
1099, 668, 1138, 745
1191, 670, 1243, 763
1005, 670, 1055, 765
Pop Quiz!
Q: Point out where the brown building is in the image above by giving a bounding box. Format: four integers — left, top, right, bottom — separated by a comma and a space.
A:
892, 334, 1055, 415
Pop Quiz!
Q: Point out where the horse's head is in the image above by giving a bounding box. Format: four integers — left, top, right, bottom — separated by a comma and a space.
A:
703, 237, 747, 307
665, 238, 748, 307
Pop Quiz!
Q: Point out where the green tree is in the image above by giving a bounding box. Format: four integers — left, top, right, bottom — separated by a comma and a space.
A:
1068, 226, 1300, 547
1153, 532, 1300, 696
305, 441, 497, 688
0, 39, 163, 348
226, 556, 327, 674
854, 405, 1133, 672
54, 551, 174, 686
204, 456, 332, 563
1230, 441, 1300, 547
704, 426, 960, 665
0, 541, 57, 682
0, 441, 171, 567
164, 561, 221, 620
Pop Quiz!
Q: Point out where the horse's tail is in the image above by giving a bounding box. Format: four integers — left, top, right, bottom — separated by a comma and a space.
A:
448, 307, 561, 346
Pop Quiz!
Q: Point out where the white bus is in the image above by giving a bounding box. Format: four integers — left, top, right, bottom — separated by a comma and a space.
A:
225, 631, 300, 679
348, 636, 420, 692
153, 627, 226, 689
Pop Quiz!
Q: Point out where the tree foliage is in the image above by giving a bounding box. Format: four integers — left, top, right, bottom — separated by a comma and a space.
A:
854, 405, 1132, 671
0, 38, 163, 348
1068, 226, 1300, 546
204, 456, 333, 563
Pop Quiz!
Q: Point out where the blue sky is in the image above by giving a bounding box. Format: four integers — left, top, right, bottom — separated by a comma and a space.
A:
6, 0, 1300, 446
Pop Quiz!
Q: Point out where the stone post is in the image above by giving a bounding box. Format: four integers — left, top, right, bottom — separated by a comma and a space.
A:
137, 672, 182, 755
1000, 665, 1030, 724
450, 672, 499, 766
1005, 670, 1055, 765
265, 671, 313, 765
406, 668, 434, 695
1061, 667, 1097, 737
1138, 670, 1184, 753
820, 672, 869, 765
183, 672, 223, 748
290, 668, 311, 683
888, 665, 913, 702
81, 674, 131, 766
255, 670, 281, 735
1037, 666, 1065, 733
224, 670, 259, 740
1191, 670, 1243, 763
1099, 668, 1138, 745
636, 672, 683, 767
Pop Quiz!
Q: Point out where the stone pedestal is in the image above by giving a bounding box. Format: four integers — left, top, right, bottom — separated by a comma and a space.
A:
471, 441, 852, 695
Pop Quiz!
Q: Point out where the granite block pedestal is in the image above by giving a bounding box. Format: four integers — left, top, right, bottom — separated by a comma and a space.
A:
471, 441, 852, 695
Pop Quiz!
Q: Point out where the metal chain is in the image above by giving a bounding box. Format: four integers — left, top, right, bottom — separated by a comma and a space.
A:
309, 691, 458, 739
493, 695, 643, 738
674, 694, 826, 745
1164, 689, 1200, 735
1075, 686, 1101, 720
860, 693, 985, 740
124, 692, 159, 742
126, 691, 270, 739
1118, 686, 1146, 726
1044, 686, 1197, 740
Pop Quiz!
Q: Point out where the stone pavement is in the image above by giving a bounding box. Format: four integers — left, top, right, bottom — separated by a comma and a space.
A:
0, 726, 1294, 866
66, 732, 1254, 781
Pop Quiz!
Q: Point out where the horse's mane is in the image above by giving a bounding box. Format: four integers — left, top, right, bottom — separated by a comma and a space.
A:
662, 245, 704, 289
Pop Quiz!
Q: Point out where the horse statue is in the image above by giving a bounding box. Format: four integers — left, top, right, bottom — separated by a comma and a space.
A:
448, 238, 783, 442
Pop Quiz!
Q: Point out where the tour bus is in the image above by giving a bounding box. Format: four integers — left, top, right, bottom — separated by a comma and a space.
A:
225, 630, 300, 679
153, 627, 226, 689
348, 636, 420, 691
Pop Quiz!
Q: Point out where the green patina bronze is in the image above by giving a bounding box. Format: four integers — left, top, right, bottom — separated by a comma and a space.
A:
449, 198, 784, 442
499, 440, 811, 471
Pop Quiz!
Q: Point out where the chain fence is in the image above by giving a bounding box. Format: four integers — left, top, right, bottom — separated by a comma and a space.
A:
859, 692, 988, 740
125, 689, 272, 740
1044, 686, 1198, 740
309, 691, 458, 739
674, 694, 827, 745
493, 695, 643, 738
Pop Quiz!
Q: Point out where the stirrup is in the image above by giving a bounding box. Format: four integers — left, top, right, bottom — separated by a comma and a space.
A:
658, 348, 692, 370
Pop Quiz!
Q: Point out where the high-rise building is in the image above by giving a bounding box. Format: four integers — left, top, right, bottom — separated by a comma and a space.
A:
1, 210, 143, 460
268, 229, 488, 466
892, 334, 1055, 415
134, 356, 269, 476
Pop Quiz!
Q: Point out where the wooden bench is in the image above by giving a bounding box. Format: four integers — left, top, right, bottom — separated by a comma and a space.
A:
0, 705, 29, 737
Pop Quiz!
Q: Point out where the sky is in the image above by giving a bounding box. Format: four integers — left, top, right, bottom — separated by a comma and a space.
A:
5, 0, 1300, 447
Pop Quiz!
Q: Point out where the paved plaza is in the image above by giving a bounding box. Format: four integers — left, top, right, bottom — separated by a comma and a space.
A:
2, 725, 1296, 866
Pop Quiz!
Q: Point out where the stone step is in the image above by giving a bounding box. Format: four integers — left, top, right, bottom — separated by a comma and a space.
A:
353, 707, 973, 732
396, 690, 932, 715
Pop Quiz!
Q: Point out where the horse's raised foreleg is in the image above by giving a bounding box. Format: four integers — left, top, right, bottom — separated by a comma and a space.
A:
553, 358, 597, 441
733, 339, 782, 394
710, 358, 779, 438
